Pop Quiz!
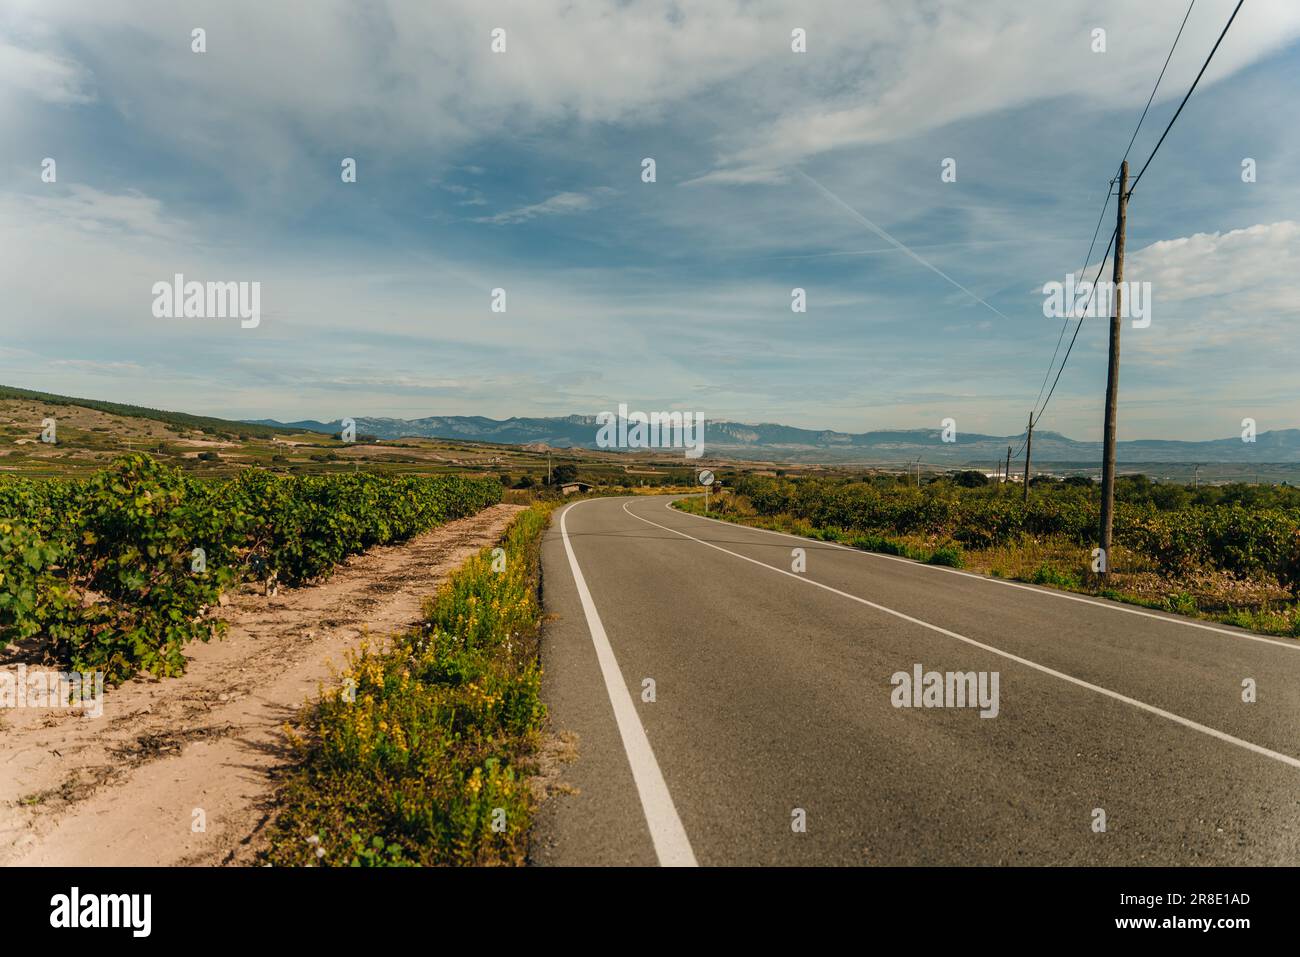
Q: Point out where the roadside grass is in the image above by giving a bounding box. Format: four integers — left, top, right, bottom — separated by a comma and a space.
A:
263, 503, 554, 866
672, 495, 1300, 639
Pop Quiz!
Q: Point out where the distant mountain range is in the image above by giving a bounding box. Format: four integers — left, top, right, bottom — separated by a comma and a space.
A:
3, 382, 1290, 468
247, 414, 1300, 465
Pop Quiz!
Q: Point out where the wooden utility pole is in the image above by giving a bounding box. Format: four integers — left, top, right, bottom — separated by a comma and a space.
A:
1022, 413, 1034, 502
1004, 445, 1012, 486
1098, 161, 1128, 575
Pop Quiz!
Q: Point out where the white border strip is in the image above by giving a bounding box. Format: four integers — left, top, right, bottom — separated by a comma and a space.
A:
667, 498, 1300, 653
559, 501, 698, 866
624, 500, 1300, 772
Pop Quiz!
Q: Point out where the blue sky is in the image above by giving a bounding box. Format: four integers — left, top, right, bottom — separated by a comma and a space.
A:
1, 0, 1297, 441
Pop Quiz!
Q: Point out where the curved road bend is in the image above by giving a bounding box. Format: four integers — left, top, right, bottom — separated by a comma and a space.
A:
530, 494, 1300, 866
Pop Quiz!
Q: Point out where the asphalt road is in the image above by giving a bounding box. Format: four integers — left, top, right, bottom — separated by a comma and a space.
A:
530, 494, 1300, 866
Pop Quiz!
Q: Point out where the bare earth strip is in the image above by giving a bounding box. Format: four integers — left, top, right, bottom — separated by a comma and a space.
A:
0, 503, 522, 866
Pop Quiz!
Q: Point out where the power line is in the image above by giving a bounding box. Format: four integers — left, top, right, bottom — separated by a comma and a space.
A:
1035, 225, 1118, 425
1121, 0, 1197, 166
1014, 180, 1116, 459
1130, 0, 1245, 195
1011, 219, 1117, 460
1028, 182, 1114, 417
1016, 0, 1234, 449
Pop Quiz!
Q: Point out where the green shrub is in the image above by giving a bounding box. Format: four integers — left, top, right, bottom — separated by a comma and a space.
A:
0, 455, 502, 681
264, 504, 552, 867
927, 545, 964, 568
731, 475, 1298, 586
1027, 564, 1080, 589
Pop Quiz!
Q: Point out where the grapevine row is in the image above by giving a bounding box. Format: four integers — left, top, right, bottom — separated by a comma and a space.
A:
733, 475, 1300, 590
0, 455, 502, 682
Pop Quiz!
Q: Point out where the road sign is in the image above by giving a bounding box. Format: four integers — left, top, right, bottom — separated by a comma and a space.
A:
698, 469, 715, 486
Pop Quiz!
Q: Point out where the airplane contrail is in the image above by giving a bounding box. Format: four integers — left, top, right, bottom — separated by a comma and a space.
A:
795, 170, 1016, 325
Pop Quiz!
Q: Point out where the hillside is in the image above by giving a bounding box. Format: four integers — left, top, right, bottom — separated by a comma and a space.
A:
0, 386, 521, 479
0, 386, 689, 485
0, 384, 294, 439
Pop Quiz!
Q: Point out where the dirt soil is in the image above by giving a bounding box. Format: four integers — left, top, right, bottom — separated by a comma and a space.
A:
0, 503, 522, 866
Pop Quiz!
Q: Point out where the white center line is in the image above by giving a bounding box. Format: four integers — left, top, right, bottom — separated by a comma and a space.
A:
559, 500, 698, 867
623, 499, 1300, 772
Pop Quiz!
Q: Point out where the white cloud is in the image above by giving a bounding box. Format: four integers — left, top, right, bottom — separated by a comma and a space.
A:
1073, 221, 1300, 313
698, 1, 1300, 183
50, 358, 145, 373
1050, 222, 1300, 378
1127, 221, 1300, 306
18, 184, 186, 241
8, 1, 1299, 189
0, 38, 94, 105
474, 188, 615, 225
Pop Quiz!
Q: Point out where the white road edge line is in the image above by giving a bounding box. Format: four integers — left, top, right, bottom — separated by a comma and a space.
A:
667, 498, 1300, 653
559, 501, 698, 866
623, 500, 1300, 772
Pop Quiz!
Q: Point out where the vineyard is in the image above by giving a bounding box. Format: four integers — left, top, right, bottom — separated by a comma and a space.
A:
0, 455, 502, 682
725, 474, 1300, 590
